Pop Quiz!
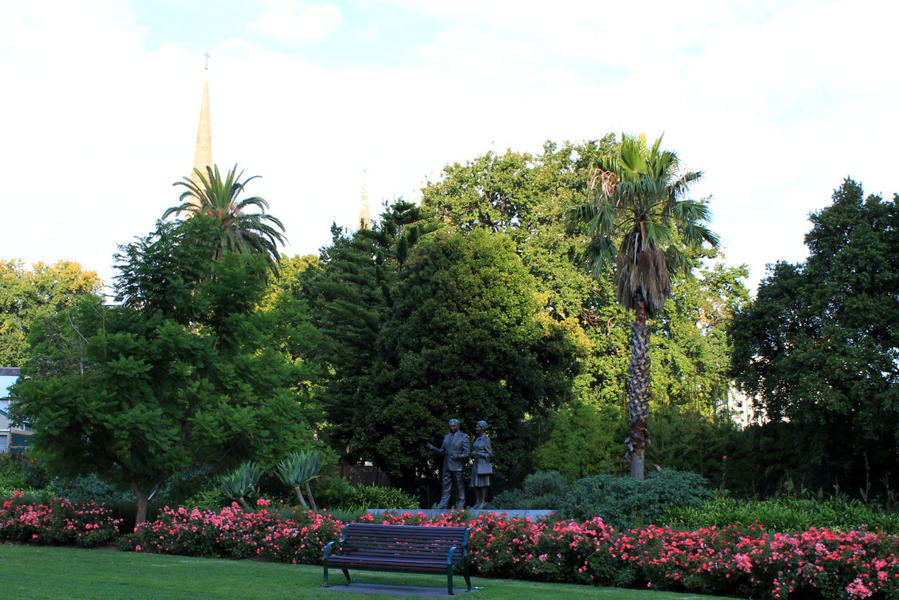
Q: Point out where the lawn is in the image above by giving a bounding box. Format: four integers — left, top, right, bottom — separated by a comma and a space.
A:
0, 544, 734, 599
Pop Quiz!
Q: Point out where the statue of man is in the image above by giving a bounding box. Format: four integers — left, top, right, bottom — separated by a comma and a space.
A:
426, 418, 470, 509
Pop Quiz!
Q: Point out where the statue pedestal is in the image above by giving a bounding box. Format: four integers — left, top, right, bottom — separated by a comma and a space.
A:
365, 508, 555, 521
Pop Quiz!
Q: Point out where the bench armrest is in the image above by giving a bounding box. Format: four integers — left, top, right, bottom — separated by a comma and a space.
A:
445, 545, 457, 567
323, 541, 335, 560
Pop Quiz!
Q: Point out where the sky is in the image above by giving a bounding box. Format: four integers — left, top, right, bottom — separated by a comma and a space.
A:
1, 0, 896, 295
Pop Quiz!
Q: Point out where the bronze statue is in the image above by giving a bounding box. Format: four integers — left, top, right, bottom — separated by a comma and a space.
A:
426, 418, 470, 509
469, 420, 492, 509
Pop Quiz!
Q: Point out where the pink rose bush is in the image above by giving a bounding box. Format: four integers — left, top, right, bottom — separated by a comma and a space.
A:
119, 503, 343, 565
359, 511, 899, 599
612, 523, 899, 599
0, 491, 121, 548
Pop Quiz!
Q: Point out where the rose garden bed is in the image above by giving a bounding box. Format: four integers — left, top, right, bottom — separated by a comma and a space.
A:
3, 492, 898, 599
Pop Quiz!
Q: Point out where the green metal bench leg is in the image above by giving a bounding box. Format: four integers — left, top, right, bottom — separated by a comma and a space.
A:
464, 562, 471, 591
445, 544, 458, 595
323, 541, 335, 587
342, 568, 351, 584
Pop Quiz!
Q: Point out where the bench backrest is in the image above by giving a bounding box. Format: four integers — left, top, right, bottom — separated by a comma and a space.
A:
341, 523, 469, 564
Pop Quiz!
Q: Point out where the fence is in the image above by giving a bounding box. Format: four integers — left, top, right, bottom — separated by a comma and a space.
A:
334, 464, 391, 487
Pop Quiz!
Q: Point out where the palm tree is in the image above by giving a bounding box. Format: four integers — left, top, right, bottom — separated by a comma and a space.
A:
579, 134, 719, 480
164, 164, 286, 269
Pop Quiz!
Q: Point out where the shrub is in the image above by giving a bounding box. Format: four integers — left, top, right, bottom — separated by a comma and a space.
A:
490, 487, 527, 509
48, 466, 216, 509
49, 473, 129, 506
182, 488, 228, 511
0, 454, 27, 495
312, 472, 353, 508
522, 471, 568, 508
338, 484, 418, 511
490, 470, 568, 509
661, 494, 899, 534
161, 465, 222, 508
559, 470, 711, 528
0, 491, 121, 547
22, 458, 50, 489
323, 506, 366, 523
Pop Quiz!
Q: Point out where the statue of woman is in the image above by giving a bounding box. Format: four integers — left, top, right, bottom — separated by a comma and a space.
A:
469, 420, 493, 509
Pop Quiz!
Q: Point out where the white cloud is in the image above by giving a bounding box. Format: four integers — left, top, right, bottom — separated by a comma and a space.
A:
250, 1, 342, 42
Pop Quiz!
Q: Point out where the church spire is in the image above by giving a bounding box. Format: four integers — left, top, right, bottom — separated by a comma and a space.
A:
359, 169, 370, 230
190, 52, 212, 205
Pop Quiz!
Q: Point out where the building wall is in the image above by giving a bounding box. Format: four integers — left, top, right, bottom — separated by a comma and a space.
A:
0, 368, 22, 453
0, 368, 19, 399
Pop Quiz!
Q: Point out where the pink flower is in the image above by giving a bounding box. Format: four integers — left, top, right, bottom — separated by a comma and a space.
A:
733, 552, 753, 573
846, 578, 873, 598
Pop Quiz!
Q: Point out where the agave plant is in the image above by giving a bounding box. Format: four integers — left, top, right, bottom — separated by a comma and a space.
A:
220, 461, 261, 511
276, 449, 323, 511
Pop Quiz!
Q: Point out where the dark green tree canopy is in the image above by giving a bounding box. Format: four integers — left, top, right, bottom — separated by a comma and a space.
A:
371, 228, 580, 488
731, 178, 899, 492
304, 200, 436, 460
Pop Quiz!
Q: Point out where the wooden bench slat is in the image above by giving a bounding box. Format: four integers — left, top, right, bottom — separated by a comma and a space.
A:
330, 553, 465, 564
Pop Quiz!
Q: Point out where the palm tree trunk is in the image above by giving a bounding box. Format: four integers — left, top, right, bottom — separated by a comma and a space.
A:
627, 299, 651, 481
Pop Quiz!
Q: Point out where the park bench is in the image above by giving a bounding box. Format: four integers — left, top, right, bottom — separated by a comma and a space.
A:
323, 523, 471, 595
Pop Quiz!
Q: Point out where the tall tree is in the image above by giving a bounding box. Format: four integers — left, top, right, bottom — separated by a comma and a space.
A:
372, 229, 579, 491
731, 178, 898, 494
163, 164, 286, 269
305, 201, 435, 461
577, 134, 718, 480
11, 215, 310, 525
0, 260, 101, 367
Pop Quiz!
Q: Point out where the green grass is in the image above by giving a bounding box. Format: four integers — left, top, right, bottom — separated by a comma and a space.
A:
0, 544, 733, 599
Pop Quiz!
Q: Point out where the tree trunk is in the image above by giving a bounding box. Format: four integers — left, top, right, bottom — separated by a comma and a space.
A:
627, 300, 651, 481
304, 482, 317, 512
131, 484, 149, 530
294, 486, 308, 507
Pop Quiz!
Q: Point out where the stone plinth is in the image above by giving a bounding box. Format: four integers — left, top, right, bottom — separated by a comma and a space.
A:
365, 508, 555, 521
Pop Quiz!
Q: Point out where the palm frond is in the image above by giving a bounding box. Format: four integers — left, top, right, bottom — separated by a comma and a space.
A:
586, 237, 617, 278
164, 163, 286, 272
577, 133, 718, 317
